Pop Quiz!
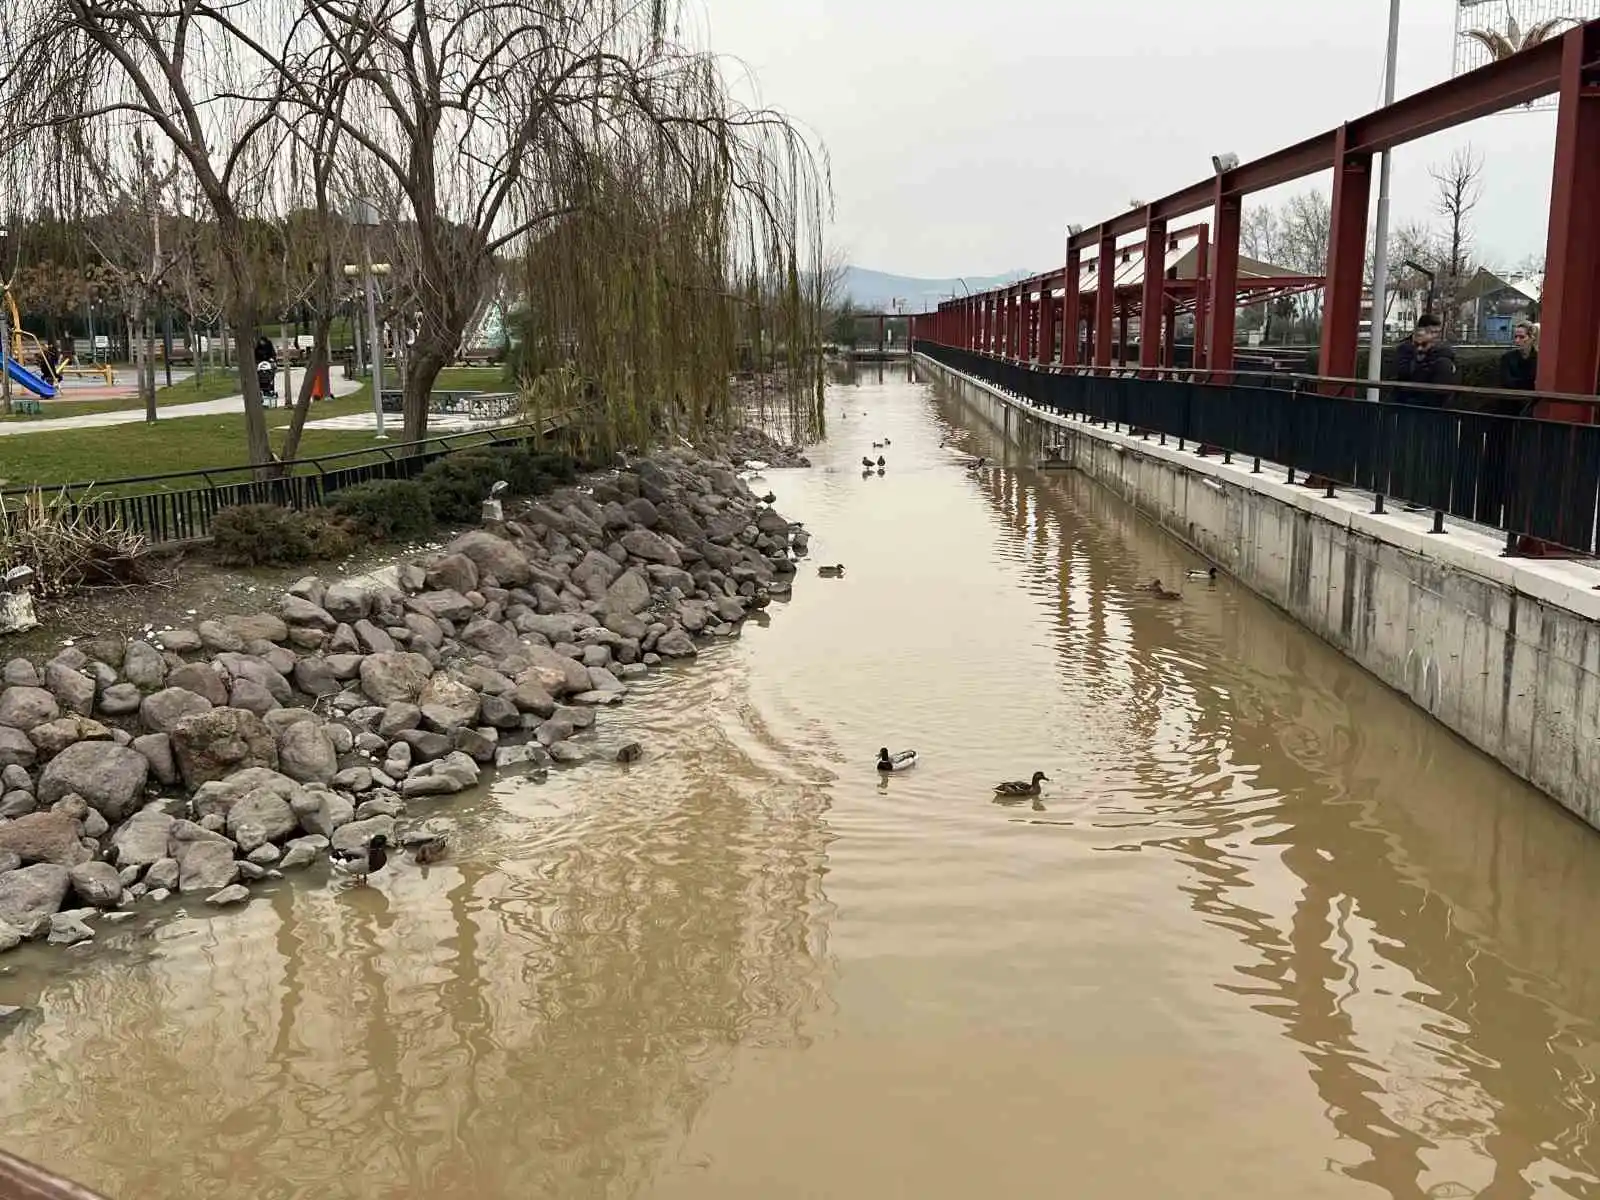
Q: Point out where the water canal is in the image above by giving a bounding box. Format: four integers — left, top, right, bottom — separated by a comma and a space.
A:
3, 364, 1600, 1199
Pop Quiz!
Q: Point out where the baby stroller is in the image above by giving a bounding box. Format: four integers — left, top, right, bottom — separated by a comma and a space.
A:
257, 359, 278, 406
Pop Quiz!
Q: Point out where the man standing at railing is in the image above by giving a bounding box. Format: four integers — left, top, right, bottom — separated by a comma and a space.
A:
1391, 314, 1458, 406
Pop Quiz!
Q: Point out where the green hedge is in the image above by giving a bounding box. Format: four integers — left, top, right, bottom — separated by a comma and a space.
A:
329, 479, 435, 540
211, 505, 359, 567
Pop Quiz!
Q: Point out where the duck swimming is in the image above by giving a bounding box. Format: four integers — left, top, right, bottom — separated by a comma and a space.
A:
994, 771, 1049, 798
872, 441, 884, 449
861, 456, 875, 468
1186, 566, 1217, 580
410, 834, 449, 865
818, 564, 845, 577
876, 455, 886, 467
877, 748, 918, 772
330, 833, 389, 885
1140, 578, 1182, 599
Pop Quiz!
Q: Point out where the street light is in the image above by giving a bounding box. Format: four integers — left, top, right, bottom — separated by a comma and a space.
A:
1211, 152, 1239, 174
1366, 0, 1403, 401
351, 198, 387, 439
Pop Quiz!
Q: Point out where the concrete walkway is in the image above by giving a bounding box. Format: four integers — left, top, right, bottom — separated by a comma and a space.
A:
0, 367, 364, 437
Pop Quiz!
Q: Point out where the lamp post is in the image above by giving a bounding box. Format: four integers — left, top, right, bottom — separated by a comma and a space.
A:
0, 225, 12, 416
351, 198, 387, 439
1365, 0, 1402, 401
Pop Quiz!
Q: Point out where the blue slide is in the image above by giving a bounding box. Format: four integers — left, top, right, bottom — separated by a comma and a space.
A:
3, 357, 55, 399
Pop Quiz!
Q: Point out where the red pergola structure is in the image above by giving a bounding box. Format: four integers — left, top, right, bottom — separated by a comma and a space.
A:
913, 19, 1600, 419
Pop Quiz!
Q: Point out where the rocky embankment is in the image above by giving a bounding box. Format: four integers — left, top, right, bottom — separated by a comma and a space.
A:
0, 447, 808, 954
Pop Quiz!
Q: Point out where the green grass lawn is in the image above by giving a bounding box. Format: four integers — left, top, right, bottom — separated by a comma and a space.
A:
0, 367, 517, 490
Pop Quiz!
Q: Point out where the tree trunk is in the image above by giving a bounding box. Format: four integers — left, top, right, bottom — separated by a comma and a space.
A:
142, 315, 157, 422
277, 316, 333, 466
402, 337, 450, 445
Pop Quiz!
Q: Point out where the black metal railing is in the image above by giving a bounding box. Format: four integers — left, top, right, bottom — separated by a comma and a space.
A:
0, 414, 569, 547
917, 341, 1600, 556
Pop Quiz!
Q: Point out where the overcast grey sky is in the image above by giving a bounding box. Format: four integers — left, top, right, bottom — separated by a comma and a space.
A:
691, 0, 1567, 279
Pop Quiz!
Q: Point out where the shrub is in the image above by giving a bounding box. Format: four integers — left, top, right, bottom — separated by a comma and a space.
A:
211, 504, 314, 566
1, 489, 151, 598
211, 504, 364, 566
418, 452, 505, 523
329, 479, 434, 540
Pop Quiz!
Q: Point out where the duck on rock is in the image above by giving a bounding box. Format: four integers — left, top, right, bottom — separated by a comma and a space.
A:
877, 748, 918, 772
994, 771, 1049, 798
330, 833, 389, 885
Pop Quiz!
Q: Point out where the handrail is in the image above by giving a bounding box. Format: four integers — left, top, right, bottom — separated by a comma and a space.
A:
938, 347, 1597, 410
0, 412, 569, 499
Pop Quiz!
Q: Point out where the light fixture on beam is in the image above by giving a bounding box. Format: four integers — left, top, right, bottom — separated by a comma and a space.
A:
1212, 152, 1240, 174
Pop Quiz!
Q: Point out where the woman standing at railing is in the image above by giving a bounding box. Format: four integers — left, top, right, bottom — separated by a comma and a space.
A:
1497, 322, 1538, 410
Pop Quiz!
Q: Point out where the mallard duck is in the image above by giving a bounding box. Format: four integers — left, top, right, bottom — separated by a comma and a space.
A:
883, 437, 891, 446
1186, 566, 1217, 581
410, 835, 449, 865
876, 455, 886, 467
750, 589, 771, 609
1139, 577, 1181, 598
872, 441, 884, 449
817, 564, 845, 578
760, 491, 777, 504
861, 456, 875, 468
965, 456, 987, 471
330, 833, 389, 884
877, 747, 918, 772
994, 771, 1049, 797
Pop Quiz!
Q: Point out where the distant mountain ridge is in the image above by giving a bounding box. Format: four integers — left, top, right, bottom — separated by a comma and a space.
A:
842, 266, 1032, 313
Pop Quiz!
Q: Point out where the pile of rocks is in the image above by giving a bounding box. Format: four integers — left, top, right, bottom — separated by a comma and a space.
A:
0, 448, 802, 954
722, 426, 811, 470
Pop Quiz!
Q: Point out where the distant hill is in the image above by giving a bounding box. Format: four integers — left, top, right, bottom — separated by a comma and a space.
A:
842, 266, 1032, 313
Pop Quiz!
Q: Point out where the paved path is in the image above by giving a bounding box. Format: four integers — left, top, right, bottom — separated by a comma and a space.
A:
0, 368, 363, 437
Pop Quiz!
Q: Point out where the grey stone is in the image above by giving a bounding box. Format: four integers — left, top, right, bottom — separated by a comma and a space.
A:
140, 687, 214, 734
82, 809, 109, 839
548, 741, 588, 765
621, 527, 682, 566
216, 654, 294, 704
418, 675, 480, 731
572, 549, 624, 599
291, 785, 354, 839
399, 752, 479, 797
0, 790, 35, 818
28, 715, 112, 761
2, 764, 30, 792
0, 864, 71, 938
277, 721, 338, 784
326, 654, 367, 681
45, 662, 96, 717
448, 530, 533, 586
333, 766, 374, 793
454, 726, 498, 763
479, 693, 522, 730
225, 612, 289, 643
48, 911, 95, 945
516, 645, 591, 696
37, 742, 149, 821
227, 680, 278, 718
459, 617, 519, 659
404, 613, 445, 650
69, 861, 123, 908
155, 628, 203, 654
145, 887, 171, 903
279, 835, 327, 870
206, 884, 251, 906
413, 589, 475, 623
0, 811, 90, 866
0, 687, 58, 731
117, 864, 141, 887
3, 660, 40, 687
226, 790, 299, 843
353, 620, 396, 655
580, 644, 613, 669
176, 840, 238, 893
359, 652, 434, 705
131, 733, 178, 786
170, 707, 279, 788
323, 582, 372, 623
166, 663, 230, 706
0, 727, 35, 770
535, 717, 576, 747
398, 729, 451, 762
0, 922, 21, 953
113, 810, 177, 867
353, 796, 402, 820
293, 658, 341, 698
604, 569, 652, 615
144, 857, 180, 890
288, 576, 327, 604
280, 594, 338, 630
570, 690, 624, 706
586, 665, 625, 692
494, 742, 551, 771
327, 724, 354, 754
378, 703, 422, 737
197, 619, 246, 653
248, 843, 281, 865
98, 682, 142, 715
330, 815, 396, 855
655, 628, 698, 658
426, 553, 479, 595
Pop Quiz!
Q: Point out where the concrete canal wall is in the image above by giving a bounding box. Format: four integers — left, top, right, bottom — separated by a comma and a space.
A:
920, 353, 1600, 832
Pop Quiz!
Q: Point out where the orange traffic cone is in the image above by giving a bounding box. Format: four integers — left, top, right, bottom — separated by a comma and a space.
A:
310, 365, 327, 401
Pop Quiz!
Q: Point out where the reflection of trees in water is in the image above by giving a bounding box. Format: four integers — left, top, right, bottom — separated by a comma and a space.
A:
0, 725, 832, 1199
934, 370, 1600, 1194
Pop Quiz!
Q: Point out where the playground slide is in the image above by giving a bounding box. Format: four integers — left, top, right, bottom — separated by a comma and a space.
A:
3, 357, 57, 399
3, 357, 55, 399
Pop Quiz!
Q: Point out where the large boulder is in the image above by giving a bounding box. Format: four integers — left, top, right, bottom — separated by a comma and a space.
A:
225, 789, 299, 844
620, 527, 682, 567
459, 617, 519, 659
604, 569, 652, 615
412, 590, 475, 623
516, 645, 591, 696
292, 658, 341, 698
131, 732, 177, 786
279, 594, 337, 630
112, 809, 177, 868
175, 838, 238, 894
97, 683, 142, 716
225, 612, 289, 644
45, 662, 97, 717
277, 721, 338, 784
191, 767, 299, 821
170, 707, 279, 789
0, 727, 36, 769
359, 652, 433, 705
37, 742, 150, 821
291, 786, 354, 839
322, 582, 372, 623
69, 861, 124, 909
0, 864, 71, 938
121, 641, 168, 690
140, 687, 215, 734
0, 687, 59, 731
572, 549, 624, 599
330, 814, 395, 855
215, 654, 293, 705
655, 628, 698, 658
0, 811, 91, 867
167, 663, 230, 707
449, 530, 533, 586
425, 553, 479, 595
418, 675, 481, 731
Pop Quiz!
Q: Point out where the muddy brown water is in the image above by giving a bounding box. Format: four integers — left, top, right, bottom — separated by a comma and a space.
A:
4, 364, 1600, 1199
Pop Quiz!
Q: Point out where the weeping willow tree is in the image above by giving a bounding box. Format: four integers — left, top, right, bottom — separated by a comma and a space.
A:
510, 134, 827, 455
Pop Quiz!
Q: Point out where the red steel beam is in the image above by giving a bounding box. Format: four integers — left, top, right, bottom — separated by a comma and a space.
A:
1536, 24, 1600, 410
1139, 210, 1168, 371
1093, 229, 1115, 367
1206, 182, 1241, 377
1318, 126, 1373, 380
1061, 242, 1081, 367
1192, 225, 1210, 369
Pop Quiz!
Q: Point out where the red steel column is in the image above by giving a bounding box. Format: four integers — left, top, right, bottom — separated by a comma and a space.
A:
1193, 226, 1211, 370
1318, 125, 1373, 381
1139, 210, 1168, 372
1536, 24, 1600, 413
1163, 299, 1177, 368
1094, 228, 1116, 368
1206, 184, 1242, 379
1118, 308, 1130, 366
1062, 245, 1082, 367
1040, 289, 1057, 364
